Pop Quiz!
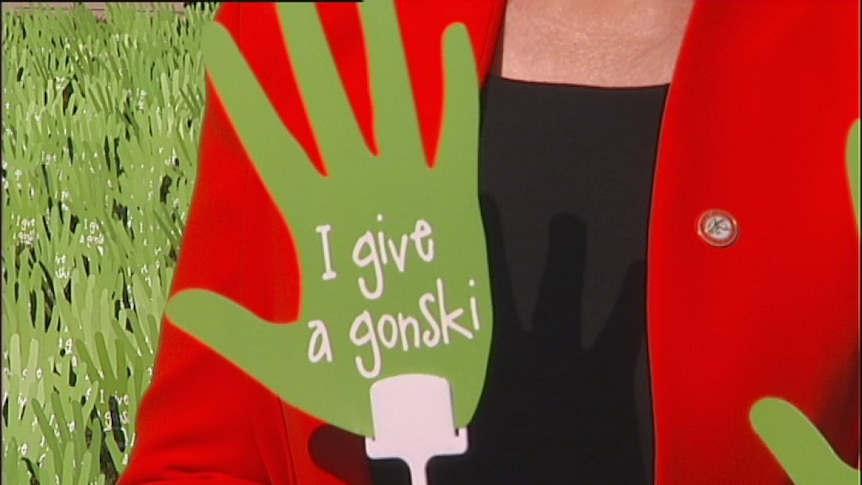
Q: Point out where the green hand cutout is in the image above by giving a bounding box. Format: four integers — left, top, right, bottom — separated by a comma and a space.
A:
751, 397, 859, 485
165, 1, 492, 438
847, 119, 860, 229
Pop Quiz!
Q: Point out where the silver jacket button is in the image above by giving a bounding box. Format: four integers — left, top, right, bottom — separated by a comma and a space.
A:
698, 209, 739, 247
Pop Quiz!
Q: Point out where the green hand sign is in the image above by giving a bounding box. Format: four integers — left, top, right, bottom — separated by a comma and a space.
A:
749, 122, 861, 484
751, 397, 859, 485
847, 119, 860, 228
165, 1, 492, 438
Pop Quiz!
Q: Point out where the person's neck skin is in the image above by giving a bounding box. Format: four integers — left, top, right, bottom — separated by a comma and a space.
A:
495, 0, 695, 87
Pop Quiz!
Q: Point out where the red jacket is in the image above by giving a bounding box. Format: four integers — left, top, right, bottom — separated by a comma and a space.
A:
120, 1, 860, 484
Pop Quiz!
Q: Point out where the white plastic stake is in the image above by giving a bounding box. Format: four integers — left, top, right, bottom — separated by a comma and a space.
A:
365, 374, 468, 485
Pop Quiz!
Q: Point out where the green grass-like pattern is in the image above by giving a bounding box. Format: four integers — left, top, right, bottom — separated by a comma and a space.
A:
2, 3, 218, 483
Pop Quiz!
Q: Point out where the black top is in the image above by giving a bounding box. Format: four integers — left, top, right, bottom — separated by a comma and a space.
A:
371, 76, 668, 485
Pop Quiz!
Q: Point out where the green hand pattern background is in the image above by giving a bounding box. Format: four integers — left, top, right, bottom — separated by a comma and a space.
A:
165, 1, 493, 438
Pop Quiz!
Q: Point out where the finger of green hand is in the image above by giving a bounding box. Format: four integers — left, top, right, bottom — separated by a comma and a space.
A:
436, 22, 480, 187
202, 21, 320, 210
360, 0, 424, 161
846, 119, 859, 229
750, 397, 858, 485
277, 3, 366, 171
